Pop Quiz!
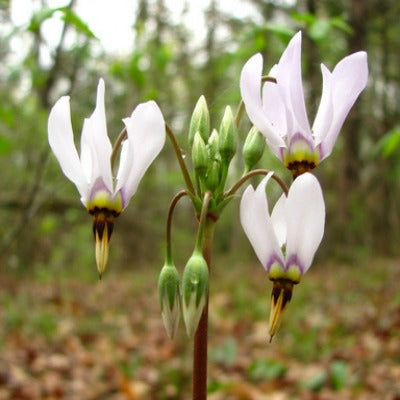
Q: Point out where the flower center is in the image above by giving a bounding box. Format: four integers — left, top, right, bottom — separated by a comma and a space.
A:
86, 190, 123, 217
268, 261, 302, 284
283, 134, 320, 178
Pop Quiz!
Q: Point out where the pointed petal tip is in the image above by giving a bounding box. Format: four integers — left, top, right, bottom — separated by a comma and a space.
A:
288, 30, 302, 48
97, 77, 105, 90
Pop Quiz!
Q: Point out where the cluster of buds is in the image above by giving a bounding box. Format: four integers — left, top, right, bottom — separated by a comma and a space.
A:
190, 97, 238, 198
158, 91, 276, 338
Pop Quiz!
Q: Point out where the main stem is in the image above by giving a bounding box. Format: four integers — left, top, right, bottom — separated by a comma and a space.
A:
193, 218, 216, 400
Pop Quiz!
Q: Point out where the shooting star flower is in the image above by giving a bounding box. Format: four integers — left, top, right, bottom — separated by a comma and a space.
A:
240, 172, 325, 340
48, 79, 165, 277
240, 31, 368, 177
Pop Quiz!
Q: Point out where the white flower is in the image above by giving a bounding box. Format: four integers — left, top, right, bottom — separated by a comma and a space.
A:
240, 31, 368, 176
240, 172, 325, 339
48, 79, 165, 276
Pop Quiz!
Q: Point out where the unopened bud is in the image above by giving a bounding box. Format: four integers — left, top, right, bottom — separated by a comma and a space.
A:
205, 160, 220, 192
192, 132, 208, 178
207, 129, 220, 160
219, 106, 237, 163
243, 126, 266, 172
182, 251, 209, 337
189, 96, 210, 145
158, 262, 181, 338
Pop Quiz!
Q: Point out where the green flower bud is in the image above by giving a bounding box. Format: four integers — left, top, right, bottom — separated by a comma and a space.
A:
192, 132, 208, 178
158, 262, 181, 338
182, 251, 209, 337
218, 106, 237, 163
243, 126, 266, 172
205, 160, 220, 192
188, 96, 210, 146
207, 129, 220, 160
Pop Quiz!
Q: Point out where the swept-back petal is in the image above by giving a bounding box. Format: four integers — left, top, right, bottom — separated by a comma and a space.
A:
85, 79, 113, 193
315, 51, 368, 160
271, 193, 287, 248
80, 118, 94, 184
240, 54, 285, 147
262, 79, 287, 137
275, 31, 312, 140
312, 64, 333, 146
285, 173, 325, 273
48, 96, 88, 201
116, 101, 165, 207
240, 173, 284, 271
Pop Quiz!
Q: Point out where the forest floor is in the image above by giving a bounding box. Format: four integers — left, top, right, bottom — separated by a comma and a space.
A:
0, 257, 399, 400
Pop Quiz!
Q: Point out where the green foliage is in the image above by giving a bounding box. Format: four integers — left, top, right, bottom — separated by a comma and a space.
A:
377, 126, 400, 158
28, 6, 96, 38
304, 370, 327, 392
59, 7, 97, 38
291, 12, 353, 41
0, 134, 11, 154
209, 338, 237, 367
330, 360, 349, 390
247, 359, 287, 382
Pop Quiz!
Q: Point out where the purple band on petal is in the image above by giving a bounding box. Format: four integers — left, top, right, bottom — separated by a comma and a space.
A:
288, 132, 315, 153
88, 177, 112, 201
266, 253, 285, 272
118, 187, 127, 210
285, 254, 305, 275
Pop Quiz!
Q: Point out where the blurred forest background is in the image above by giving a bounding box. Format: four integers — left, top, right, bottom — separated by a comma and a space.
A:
0, 0, 399, 272
0, 0, 399, 399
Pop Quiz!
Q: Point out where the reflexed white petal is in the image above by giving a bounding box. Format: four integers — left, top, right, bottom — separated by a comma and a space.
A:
240, 173, 284, 270
48, 96, 88, 201
116, 101, 165, 207
80, 118, 94, 184
317, 51, 368, 160
262, 80, 287, 137
115, 139, 130, 185
240, 54, 285, 147
86, 78, 113, 193
271, 193, 287, 248
312, 64, 333, 146
285, 173, 325, 273
275, 31, 312, 140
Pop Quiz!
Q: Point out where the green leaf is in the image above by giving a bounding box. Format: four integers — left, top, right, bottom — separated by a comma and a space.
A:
330, 17, 353, 35
0, 135, 11, 155
210, 338, 237, 367
309, 19, 331, 42
330, 360, 348, 390
264, 24, 296, 42
27, 7, 59, 32
60, 8, 97, 39
39, 215, 59, 235
377, 126, 400, 158
247, 359, 287, 382
27, 7, 97, 39
291, 12, 316, 25
304, 370, 327, 392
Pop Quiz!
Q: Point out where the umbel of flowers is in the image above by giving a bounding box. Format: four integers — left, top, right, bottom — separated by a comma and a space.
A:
47, 29, 368, 400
